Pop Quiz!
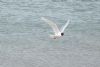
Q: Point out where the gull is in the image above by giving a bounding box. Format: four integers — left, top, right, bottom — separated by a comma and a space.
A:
41, 17, 70, 39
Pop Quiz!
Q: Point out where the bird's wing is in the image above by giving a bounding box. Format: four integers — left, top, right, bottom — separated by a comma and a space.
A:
60, 19, 70, 33
41, 17, 60, 35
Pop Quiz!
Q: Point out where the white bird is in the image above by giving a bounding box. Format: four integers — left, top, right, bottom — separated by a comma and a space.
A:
41, 17, 70, 39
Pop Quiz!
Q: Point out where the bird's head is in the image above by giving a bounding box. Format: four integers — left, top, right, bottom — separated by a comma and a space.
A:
61, 33, 64, 36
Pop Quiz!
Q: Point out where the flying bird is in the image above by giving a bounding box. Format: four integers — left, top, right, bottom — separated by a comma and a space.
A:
41, 17, 70, 39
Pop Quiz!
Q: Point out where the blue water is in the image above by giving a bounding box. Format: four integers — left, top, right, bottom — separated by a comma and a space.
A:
0, 0, 100, 67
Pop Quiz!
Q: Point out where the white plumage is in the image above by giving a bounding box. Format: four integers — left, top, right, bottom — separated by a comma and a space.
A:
41, 17, 70, 39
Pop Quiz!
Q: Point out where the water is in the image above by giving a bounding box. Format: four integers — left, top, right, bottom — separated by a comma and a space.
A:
0, 0, 100, 67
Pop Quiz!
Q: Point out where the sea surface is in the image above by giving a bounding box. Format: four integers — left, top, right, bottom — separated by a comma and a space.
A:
0, 0, 100, 67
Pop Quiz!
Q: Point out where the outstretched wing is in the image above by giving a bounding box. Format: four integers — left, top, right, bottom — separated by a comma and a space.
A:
41, 17, 60, 35
60, 19, 70, 33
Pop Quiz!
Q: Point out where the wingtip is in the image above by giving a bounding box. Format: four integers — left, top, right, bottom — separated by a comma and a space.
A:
67, 19, 70, 24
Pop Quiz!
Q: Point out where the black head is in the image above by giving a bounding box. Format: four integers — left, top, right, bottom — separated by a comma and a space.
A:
61, 33, 64, 36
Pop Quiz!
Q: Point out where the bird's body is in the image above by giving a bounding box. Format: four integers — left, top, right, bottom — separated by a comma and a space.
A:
50, 33, 61, 39
41, 17, 70, 39
50, 33, 64, 39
